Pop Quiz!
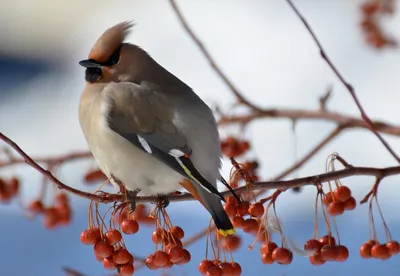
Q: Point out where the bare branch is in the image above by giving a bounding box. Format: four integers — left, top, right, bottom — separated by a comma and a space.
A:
250, 165, 400, 191
219, 108, 400, 136
168, 0, 264, 112
0, 151, 92, 168
285, 0, 400, 163
2, 132, 400, 205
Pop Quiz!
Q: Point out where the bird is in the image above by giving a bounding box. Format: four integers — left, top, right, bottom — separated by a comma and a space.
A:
78, 21, 238, 236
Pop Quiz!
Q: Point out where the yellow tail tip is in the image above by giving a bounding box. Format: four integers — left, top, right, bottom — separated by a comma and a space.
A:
218, 228, 236, 236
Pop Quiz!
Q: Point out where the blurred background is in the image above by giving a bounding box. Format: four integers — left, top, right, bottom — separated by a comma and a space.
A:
1, 0, 400, 275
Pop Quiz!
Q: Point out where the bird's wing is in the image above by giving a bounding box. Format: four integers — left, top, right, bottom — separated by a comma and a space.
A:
102, 82, 225, 201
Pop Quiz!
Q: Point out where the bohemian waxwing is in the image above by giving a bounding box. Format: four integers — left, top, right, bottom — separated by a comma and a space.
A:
78, 21, 238, 236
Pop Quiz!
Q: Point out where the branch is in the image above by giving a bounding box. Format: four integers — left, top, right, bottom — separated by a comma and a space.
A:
250, 165, 400, 191
0, 151, 92, 168
2, 132, 400, 205
285, 0, 400, 163
168, 0, 264, 112
219, 108, 400, 136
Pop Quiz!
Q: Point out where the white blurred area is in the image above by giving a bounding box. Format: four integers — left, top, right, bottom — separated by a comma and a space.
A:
1, 0, 400, 217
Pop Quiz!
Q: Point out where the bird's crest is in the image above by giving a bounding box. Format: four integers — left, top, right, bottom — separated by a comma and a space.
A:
88, 21, 134, 63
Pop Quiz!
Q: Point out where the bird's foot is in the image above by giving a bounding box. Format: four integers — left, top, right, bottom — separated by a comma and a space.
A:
155, 195, 169, 209
127, 189, 141, 213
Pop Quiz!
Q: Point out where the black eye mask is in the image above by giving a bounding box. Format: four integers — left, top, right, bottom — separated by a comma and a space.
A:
102, 46, 122, 67
79, 46, 122, 69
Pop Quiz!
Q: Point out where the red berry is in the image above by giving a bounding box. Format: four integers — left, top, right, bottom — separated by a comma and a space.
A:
336, 245, 349, 262
328, 201, 345, 216
199, 260, 215, 275
237, 201, 250, 217
231, 262, 242, 275
223, 235, 242, 251
232, 216, 245, 228
102, 257, 117, 270
28, 200, 44, 214
121, 219, 139, 235
206, 266, 223, 276
260, 241, 278, 254
224, 202, 237, 218
360, 242, 373, 258
243, 218, 259, 233
169, 226, 184, 239
112, 248, 131, 264
219, 262, 234, 275
80, 229, 98, 245
167, 245, 184, 263
319, 235, 336, 246
371, 244, 390, 260
344, 197, 357, 210
43, 207, 59, 229
55, 193, 68, 204
261, 252, 274, 264
161, 260, 173, 268
387, 240, 400, 256
152, 250, 169, 267
334, 186, 352, 202
176, 249, 191, 265
323, 192, 335, 205
320, 245, 339, 261
248, 203, 264, 218
304, 239, 322, 254
105, 229, 122, 245
152, 229, 167, 244
7, 177, 19, 195
145, 255, 158, 270
118, 263, 134, 275
94, 241, 113, 258
309, 254, 326, 265
272, 248, 292, 264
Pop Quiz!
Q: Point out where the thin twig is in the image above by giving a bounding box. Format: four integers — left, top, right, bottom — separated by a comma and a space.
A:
218, 108, 400, 136
169, 0, 264, 112
62, 267, 86, 276
273, 125, 344, 180
285, 0, 400, 163
0, 151, 92, 168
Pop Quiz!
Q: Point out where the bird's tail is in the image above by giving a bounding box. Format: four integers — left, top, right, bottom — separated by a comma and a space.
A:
194, 185, 235, 236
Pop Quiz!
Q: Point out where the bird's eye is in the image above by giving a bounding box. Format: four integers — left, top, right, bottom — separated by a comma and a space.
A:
107, 46, 121, 66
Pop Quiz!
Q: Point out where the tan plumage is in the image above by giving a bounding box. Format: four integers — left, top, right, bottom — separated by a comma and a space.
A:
78, 22, 236, 236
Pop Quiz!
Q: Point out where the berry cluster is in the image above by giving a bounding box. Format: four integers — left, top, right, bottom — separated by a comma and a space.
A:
304, 235, 349, 265
225, 198, 264, 235
360, 0, 397, 49
28, 193, 72, 229
360, 240, 400, 260
0, 177, 19, 202
323, 186, 356, 216
81, 227, 135, 275
221, 137, 250, 158
198, 259, 242, 275
260, 241, 293, 265
80, 202, 142, 275
116, 204, 155, 226
146, 226, 190, 269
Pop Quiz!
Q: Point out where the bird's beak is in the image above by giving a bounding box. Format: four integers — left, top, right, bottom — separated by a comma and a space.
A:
79, 59, 102, 68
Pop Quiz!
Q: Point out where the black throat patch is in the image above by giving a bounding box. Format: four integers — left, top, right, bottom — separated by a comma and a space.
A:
85, 67, 102, 83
